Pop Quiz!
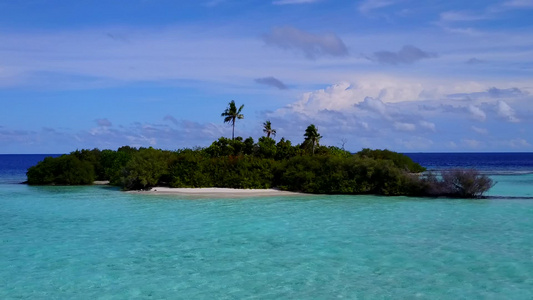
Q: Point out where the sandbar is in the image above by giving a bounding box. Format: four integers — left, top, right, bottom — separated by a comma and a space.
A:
131, 187, 304, 198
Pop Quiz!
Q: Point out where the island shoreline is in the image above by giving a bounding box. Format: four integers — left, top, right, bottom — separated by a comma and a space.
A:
129, 187, 306, 198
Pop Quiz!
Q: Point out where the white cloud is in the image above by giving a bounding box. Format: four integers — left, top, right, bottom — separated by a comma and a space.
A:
359, 96, 389, 117
420, 121, 436, 132
496, 100, 519, 122
394, 122, 416, 131
468, 105, 486, 121
261, 78, 533, 152
282, 82, 357, 117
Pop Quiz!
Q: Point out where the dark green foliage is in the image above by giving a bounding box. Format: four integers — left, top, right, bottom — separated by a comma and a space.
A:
302, 124, 322, 155
243, 137, 255, 155
274, 155, 417, 195
27, 155, 95, 185
119, 148, 175, 190
25, 136, 493, 198
256, 137, 277, 159
275, 138, 299, 160
356, 148, 426, 173
169, 150, 213, 187
100, 149, 133, 185
204, 137, 245, 157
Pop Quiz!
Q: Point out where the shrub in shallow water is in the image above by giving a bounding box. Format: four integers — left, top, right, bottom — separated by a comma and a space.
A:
419, 169, 495, 198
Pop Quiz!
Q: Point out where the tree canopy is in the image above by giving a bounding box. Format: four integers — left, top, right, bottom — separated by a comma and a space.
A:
303, 124, 322, 154
262, 120, 276, 138
25, 124, 494, 198
221, 100, 244, 140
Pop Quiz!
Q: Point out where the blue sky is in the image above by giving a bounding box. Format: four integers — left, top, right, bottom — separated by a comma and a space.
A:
1, 0, 532, 153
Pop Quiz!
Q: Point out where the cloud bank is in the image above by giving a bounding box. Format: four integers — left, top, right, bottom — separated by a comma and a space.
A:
369, 45, 437, 65
262, 26, 349, 59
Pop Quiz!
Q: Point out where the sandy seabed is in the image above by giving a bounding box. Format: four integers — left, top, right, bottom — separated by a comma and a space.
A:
131, 187, 304, 198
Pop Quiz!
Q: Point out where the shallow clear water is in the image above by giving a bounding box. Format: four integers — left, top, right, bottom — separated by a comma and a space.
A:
1, 154, 533, 299
1, 184, 532, 299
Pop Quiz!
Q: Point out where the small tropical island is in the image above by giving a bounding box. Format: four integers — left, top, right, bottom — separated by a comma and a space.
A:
26, 101, 494, 198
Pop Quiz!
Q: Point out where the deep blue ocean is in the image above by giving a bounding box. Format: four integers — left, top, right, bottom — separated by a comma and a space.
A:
1, 153, 532, 299
406, 152, 533, 174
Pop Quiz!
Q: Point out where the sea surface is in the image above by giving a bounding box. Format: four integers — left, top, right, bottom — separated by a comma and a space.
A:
1, 153, 532, 299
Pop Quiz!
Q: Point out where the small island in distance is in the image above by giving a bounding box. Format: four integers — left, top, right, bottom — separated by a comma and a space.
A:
25, 134, 494, 199
26, 101, 494, 198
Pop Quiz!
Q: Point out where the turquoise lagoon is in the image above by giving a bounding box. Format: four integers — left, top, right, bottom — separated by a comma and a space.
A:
1, 154, 532, 299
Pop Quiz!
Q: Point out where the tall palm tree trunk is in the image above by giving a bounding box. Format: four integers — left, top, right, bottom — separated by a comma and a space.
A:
232, 120, 235, 140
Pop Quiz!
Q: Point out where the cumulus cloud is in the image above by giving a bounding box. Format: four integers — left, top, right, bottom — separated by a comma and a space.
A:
369, 45, 437, 65
468, 105, 486, 121
282, 82, 357, 117
496, 100, 519, 122
358, 97, 389, 116
255, 77, 288, 90
262, 26, 348, 59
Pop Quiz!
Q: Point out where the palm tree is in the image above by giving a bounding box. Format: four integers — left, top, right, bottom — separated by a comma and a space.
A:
262, 120, 276, 138
221, 100, 244, 140
303, 124, 322, 154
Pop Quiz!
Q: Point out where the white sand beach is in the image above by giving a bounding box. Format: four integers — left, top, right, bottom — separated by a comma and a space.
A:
132, 187, 303, 198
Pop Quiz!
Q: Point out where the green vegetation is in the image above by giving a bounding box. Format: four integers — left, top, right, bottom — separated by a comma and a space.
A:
302, 124, 322, 155
26, 119, 494, 198
221, 100, 244, 140
262, 120, 276, 138
418, 169, 495, 198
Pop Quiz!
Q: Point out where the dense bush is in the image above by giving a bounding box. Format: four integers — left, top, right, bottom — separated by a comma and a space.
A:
419, 169, 494, 198
356, 148, 426, 173
119, 148, 175, 190
274, 155, 418, 195
26, 136, 494, 198
26, 155, 95, 185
